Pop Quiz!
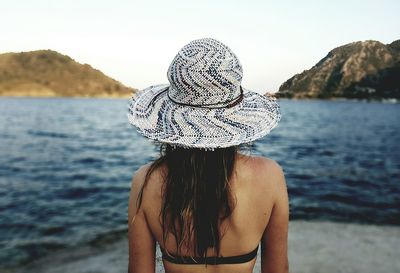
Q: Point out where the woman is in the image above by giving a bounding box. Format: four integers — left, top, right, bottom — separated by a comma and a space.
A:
127, 38, 288, 273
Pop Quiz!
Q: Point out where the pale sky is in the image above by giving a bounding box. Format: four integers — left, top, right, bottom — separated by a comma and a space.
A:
1, 0, 399, 93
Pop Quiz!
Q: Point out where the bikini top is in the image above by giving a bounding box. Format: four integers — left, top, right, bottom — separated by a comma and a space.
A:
159, 244, 259, 265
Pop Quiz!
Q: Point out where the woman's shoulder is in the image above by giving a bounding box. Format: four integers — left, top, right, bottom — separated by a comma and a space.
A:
132, 161, 167, 183
236, 153, 285, 196
130, 162, 166, 203
237, 153, 284, 177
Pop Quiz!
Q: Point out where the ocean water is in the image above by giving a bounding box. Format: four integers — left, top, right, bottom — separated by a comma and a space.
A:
0, 97, 399, 268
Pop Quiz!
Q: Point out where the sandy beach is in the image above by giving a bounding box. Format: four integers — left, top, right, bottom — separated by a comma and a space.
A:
6, 220, 398, 273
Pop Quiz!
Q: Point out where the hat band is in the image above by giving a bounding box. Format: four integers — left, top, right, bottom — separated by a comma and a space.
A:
151, 86, 243, 109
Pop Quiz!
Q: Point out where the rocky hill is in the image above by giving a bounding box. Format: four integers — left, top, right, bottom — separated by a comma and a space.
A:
277, 39, 400, 99
0, 50, 136, 97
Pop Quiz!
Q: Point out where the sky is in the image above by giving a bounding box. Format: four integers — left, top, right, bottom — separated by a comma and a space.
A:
1, 0, 399, 93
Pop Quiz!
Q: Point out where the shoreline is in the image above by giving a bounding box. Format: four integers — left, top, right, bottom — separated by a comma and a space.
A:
0, 94, 133, 99
276, 97, 399, 103
1, 95, 399, 103
5, 220, 399, 273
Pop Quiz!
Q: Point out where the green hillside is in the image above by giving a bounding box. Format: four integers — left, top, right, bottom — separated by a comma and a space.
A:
0, 50, 136, 97
277, 39, 400, 99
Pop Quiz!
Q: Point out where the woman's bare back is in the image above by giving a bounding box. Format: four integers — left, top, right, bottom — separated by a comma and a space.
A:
128, 153, 289, 273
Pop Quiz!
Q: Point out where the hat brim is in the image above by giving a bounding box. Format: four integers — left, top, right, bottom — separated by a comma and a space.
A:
127, 84, 281, 148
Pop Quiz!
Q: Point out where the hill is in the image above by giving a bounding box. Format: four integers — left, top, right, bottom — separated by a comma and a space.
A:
0, 50, 136, 97
277, 39, 400, 99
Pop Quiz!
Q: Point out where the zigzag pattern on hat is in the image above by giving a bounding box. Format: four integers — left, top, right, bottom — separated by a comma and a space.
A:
128, 84, 281, 148
167, 38, 243, 107
127, 38, 281, 148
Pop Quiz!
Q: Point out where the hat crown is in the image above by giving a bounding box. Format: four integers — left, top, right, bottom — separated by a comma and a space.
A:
167, 38, 243, 107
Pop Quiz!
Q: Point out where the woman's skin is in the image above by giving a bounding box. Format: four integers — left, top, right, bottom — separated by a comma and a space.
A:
128, 152, 289, 273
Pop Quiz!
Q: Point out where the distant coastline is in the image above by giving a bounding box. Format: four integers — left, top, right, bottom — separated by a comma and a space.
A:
276, 39, 400, 100
1, 39, 399, 100
2, 94, 398, 103
0, 92, 132, 99
0, 50, 136, 98
274, 96, 399, 103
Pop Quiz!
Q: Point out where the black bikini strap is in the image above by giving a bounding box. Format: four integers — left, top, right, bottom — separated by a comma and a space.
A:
160, 244, 259, 265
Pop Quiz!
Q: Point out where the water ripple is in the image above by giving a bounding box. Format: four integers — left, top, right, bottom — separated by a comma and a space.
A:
0, 97, 399, 267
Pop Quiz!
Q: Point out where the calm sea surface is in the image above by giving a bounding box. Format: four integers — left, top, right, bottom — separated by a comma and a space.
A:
0, 97, 399, 267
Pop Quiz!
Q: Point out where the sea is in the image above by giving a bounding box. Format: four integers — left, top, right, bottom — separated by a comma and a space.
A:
0, 97, 399, 269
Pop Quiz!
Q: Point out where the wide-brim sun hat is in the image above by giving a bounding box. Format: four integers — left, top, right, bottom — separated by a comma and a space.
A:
127, 38, 281, 149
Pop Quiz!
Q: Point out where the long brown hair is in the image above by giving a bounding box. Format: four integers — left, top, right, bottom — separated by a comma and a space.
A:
135, 143, 240, 260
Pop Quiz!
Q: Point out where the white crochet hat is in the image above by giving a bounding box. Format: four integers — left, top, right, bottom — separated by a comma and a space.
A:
127, 38, 281, 149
